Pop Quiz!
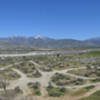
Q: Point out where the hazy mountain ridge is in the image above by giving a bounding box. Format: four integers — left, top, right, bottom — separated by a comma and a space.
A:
0, 36, 99, 49
85, 37, 100, 46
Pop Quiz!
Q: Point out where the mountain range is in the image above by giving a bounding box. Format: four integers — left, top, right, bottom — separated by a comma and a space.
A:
0, 36, 100, 49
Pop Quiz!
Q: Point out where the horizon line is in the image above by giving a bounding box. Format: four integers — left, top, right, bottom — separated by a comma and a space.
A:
0, 35, 99, 41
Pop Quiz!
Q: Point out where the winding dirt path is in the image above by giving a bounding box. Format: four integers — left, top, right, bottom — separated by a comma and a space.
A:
0, 61, 100, 99
78, 85, 100, 100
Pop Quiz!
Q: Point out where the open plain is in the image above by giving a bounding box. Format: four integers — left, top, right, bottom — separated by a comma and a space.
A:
0, 49, 100, 100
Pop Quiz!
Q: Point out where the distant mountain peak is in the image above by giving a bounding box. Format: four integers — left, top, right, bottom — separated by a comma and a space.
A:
0, 36, 99, 49
33, 35, 53, 40
33, 35, 44, 39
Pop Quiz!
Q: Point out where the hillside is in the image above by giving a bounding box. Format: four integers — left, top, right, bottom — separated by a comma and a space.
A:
0, 36, 99, 49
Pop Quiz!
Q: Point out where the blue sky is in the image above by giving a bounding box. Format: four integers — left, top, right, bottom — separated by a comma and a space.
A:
0, 0, 99, 40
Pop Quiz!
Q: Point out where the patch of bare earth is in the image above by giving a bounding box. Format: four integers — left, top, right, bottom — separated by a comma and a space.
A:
15, 95, 78, 100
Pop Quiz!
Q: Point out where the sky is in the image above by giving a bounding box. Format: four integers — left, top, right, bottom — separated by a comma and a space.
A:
0, 0, 100, 40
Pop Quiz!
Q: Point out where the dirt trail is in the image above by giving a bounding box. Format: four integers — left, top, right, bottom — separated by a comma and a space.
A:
78, 85, 100, 100
1, 61, 100, 99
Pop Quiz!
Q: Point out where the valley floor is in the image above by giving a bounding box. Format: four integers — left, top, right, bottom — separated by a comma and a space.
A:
0, 50, 100, 100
